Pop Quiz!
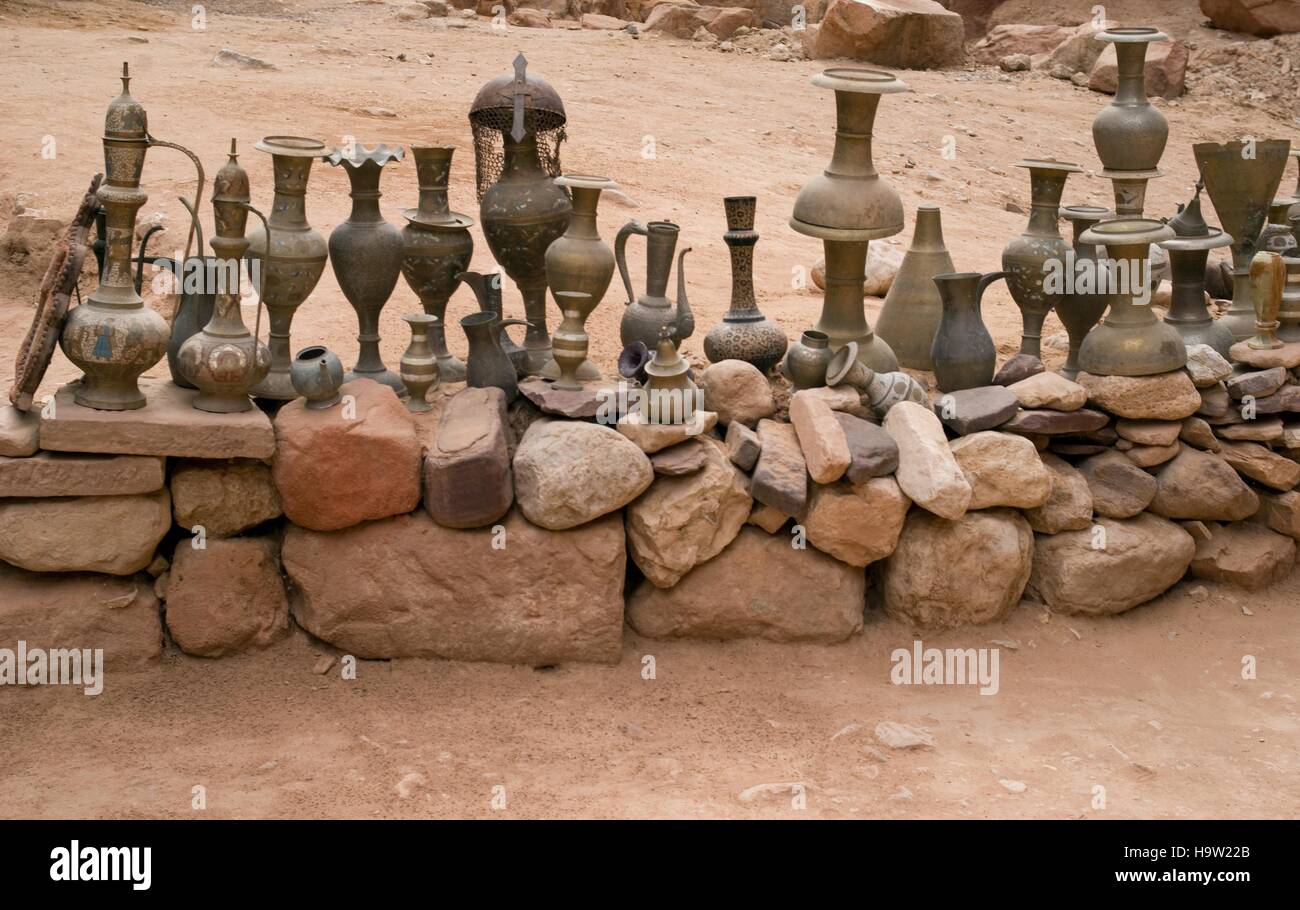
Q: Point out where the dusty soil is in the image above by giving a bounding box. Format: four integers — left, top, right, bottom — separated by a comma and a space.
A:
0, 0, 1298, 819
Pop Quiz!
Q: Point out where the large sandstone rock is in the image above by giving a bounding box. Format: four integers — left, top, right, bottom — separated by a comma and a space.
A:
0, 405, 39, 457
698, 359, 775, 427
1253, 490, 1300, 540
882, 508, 1033, 627
273, 379, 421, 531
1076, 370, 1201, 420
170, 459, 281, 538
1200, 0, 1300, 37
802, 475, 910, 567
0, 452, 163, 498
1075, 449, 1156, 519
1006, 371, 1087, 411
164, 537, 289, 657
514, 419, 652, 530
1023, 452, 1092, 534
626, 527, 865, 642
751, 419, 808, 516
809, 0, 965, 70
949, 431, 1051, 509
284, 509, 626, 664
1217, 439, 1300, 491
883, 401, 971, 520
970, 23, 1069, 64
616, 410, 718, 454
1089, 39, 1188, 99
1190, 522, 1296, 590
625, 439, 750, 587
790, 390, 851, 484
0, 562, 161, 671
423, 387, 512, 529
0, 490, 170, 575
1150, 446, 1260, 521
1028, 514, 1195, 615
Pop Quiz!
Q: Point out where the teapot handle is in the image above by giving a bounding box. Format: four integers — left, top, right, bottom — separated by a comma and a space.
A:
977, 270, 1008, 303
614, 220, 648, 307
498, 318, 531, 347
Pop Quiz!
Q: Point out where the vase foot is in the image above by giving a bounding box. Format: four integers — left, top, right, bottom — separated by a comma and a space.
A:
251, 369, 299, 402
345, 367, 406, 394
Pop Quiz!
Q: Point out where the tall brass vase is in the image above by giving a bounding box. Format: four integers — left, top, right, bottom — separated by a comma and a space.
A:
1002, 159, 1082, 359
875, 204, 955, 371
703, 195, 788, 373
790, 67, 906, 373
542, 174, 617, 380
1059, 204, 1113, 378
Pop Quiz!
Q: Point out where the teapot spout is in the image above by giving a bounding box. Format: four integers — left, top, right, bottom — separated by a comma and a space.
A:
674, 246, 694, 342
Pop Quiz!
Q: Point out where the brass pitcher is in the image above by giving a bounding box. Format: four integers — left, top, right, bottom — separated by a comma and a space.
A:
1092, 27, 1170, 219
615, 220, 694, 350
1076, 218, 1184, 377
875, 204, 955, 371
790, 67, 907, 373
461, 310, 531, 403
458, 270, 528, 379
929, 271, 1005, 393
1194, 139, 1291, 342
1001, 158, 1083, 358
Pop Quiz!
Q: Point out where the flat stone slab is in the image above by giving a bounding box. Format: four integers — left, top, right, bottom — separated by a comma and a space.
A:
0, 452, 164, 497
0, 405, 39, 457
518, 377, 620, 419
40, 379, 274, 460
650, 438, 709, 476
934, 385, 1019, 435
1229, 340, 1300, 370
1001, 407, 1110, 435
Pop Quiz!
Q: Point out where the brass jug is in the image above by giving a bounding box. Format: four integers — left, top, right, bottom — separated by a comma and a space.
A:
461, 310, 531, 403
458, 270, 528, 379
929, 271, 1005, 393
1076, 218, 1184, 377
875, 204, 955, 371
615, 220, 694, 350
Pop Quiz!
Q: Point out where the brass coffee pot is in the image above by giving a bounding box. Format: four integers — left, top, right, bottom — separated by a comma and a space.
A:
615, 220, 694, 350
790, 67, 906, 373
1194, 139, 1291, 341
1076, 218, 1184, 377
1158, 182, 1234, 357
874, 204, 956, 371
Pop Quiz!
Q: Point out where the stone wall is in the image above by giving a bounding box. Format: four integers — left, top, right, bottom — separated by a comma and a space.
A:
2, 342, 1298, 668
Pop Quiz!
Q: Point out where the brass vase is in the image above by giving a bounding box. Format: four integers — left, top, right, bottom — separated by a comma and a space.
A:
1001, 159, 1083, 358
930, 271, 1005, 393
875, 203, 955, 371
1194, 139, 1291, 342
1058, 204, 1114, 378
1158, 184, 1234, 357
825, 342, 926, 419
1248, 251, 1285, 350
790, 67, 906, 373
327, 144, 406, 393
400, 312, 439, 412
245, 136, 329, 401
1076, 218, 1184, 377
616, 220, 694, 350
542, 174, 618, 381
59, 64, 172, 411
400, 146, 475, 384
175, 140, 271, 413
703, 195, 788, 373
1092, 27, 1170, 219
1279, 256, 1300, 342
550, 290, 595, 391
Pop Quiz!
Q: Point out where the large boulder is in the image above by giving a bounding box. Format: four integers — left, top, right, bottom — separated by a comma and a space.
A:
0, 562, 162, 671
626, 527, 865, 642
625, 439, 751, 587
423, 387, 513, 529
1028, 514, 1195, 615
790, 390, 851, 484
1038, 20, 1113, 77
802, 475, 910, 567
883, 401, 971, 520
284, 509, 626, 664
881, 508, 1033, 627
1089, 39, 1188, 99
164, 537, 289, 657
1190, 522, 1296, 590
1075, 449, 1156, 519
1023, 452, 1092, 534
1076, 370, 1201, 420
514, 420, 653, 530
1200, 0, 1300, 37
170, 459, 282, 538
0, 490, 170, 575
272, 379, 422, 532
698, 360, 775, 428
809, 0, 965, 70
970, 23, 1070, 64
1149, 446, 1259, 521
949, 431, 1052, 509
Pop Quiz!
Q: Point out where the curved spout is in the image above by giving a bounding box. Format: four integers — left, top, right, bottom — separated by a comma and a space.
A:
674, 246, 694, 342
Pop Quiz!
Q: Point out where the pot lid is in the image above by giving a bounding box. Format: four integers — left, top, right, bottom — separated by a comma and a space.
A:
810, 67, 908, 95
1061, 204, 1114, 224
104, 62, 147, 141
1159, 226, 1233, 253
255, 135, 327, 158
1096, 26, 1169, 44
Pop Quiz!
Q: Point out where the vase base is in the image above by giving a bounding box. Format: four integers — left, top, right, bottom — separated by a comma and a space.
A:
251, 369, 299, 402
346, 367, 405, 394
540, 357, 600, 382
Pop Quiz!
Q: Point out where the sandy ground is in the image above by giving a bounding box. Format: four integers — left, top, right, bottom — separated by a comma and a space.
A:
0, 0, 1298, 818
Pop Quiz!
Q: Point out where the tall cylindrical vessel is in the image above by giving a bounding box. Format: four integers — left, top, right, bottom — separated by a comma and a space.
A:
875, 204, 955, 371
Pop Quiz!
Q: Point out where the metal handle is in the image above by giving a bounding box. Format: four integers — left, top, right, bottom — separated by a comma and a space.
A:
977, 270, 1008, 303
614, 219, 648, 306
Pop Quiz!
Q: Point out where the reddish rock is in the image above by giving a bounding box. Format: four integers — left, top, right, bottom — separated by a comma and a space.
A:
423, 387, 512, 529
1089, 39, 1188, 99
273, 379, 422, 531
809, 0, 965, 70
164, 537, 289, 657
0, 452, 163, 498
1200, 0, 1300, 37
970, 23, 1070, 64
1191, 521, 1296, 589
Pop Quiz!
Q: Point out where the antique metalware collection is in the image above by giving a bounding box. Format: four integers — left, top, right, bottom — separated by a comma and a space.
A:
17, 39, 1300, 428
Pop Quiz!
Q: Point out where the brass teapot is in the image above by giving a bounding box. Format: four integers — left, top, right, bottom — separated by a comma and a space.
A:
615, 220, 694, 351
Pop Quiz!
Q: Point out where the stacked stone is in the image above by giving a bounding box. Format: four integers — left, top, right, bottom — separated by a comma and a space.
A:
0, 378, 287, 665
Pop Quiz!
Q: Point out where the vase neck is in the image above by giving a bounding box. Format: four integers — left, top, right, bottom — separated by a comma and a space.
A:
344, 160, 384, 221
502, 133, 545, 180
565, 187, 601, 240
827, 91, 880, 180
911, 206, 945, 251
1027, 171, 1067, 236
1114, 42, 1151, 106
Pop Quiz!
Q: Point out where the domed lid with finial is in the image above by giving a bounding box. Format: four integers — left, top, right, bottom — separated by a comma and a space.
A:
104, 62, 147, 141
644, 326, 689, 381
1168, 181, 1210, 238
